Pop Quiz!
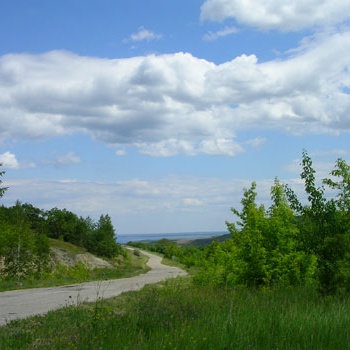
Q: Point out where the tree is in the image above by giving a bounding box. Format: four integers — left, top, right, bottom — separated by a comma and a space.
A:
195, 151, 347, 293
226, 182, 268, 287
322, 158, 350, 291
198, 178, 317, 288
43, 208, 87, 246
227, 181, 258, 230
323, 158, 350, 212
20, 203, 46, 232
285, 151, 350, 294
0, 163, 8, 199
87, 214, 121, 258
0, 201, 50, 279
265, 178, 316, 286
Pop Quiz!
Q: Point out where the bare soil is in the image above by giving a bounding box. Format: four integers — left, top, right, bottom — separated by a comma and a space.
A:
50, 247, 113, 270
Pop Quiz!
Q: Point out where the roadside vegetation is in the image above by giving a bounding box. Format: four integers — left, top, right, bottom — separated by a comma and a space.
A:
1, 279, 349, 349
131, 151, 350, 296
1, 150, 350, 349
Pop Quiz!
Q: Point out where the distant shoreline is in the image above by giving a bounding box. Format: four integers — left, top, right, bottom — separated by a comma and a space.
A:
118, 231, 228, 244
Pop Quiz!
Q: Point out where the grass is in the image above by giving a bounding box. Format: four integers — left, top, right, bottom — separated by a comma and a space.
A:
1, 278, 349, 349
0, 248, 150, 292
49, 238, 88, 254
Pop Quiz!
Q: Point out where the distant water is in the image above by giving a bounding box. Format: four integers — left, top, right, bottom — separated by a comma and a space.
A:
117, 231, 228, 244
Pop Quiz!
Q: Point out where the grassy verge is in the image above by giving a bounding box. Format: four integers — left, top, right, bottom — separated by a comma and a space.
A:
0, 248, 150, 292
1, 278, 349, 349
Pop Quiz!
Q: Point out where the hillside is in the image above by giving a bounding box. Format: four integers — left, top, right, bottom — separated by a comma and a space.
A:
49, 239, 113, 270
135, 233, 231, 246
176, 233, 231, 246
0, 239, 151, 293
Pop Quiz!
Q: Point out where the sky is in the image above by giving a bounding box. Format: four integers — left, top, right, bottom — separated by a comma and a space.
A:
0, 0, 350, 236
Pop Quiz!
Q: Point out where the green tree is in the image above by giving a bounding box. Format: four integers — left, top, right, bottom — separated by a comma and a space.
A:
20, 203, 46, 232
227, 181, 258, 230
197, 152, 347, 293
265, 178, 316, 286
199, 179, 317, 288
87, 214, 121, 258
43, 208, 88, 246
155, 239, 176, 255
285, 151, 350, 294
0, 163, 8, 199
0, 201, 50, 280
226, 182, 268, 287
323, 158, 350, 291
323, 158, 350, 212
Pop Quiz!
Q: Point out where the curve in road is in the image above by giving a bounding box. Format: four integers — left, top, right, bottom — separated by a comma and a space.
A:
0, 250, 187, 326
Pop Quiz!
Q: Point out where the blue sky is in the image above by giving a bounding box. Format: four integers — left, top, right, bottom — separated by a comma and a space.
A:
1, 0, 349, 235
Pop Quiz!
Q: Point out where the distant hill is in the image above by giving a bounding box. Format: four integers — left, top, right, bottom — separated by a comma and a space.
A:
175, 233, 231, 246
135, 233, 231, 247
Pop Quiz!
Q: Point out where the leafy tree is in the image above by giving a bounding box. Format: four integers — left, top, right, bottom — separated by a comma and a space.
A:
155, 239, 177, 255
322, 158, 350, 291
20, 203, 46, 232
87, 214, 121, 258
0, 163, 8, 199
265, 178, 317, 286
197, 178, 317, 288
195, 151, 348, 293
323, 158, 350, 212
0, 202, 50, 279
285, 151, 350, 294
225, 182, 268, 287
227, 181, 258, 230
43, 208, 88, 246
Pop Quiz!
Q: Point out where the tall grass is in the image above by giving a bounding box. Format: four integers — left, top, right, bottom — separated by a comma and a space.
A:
1, 278, 349, 349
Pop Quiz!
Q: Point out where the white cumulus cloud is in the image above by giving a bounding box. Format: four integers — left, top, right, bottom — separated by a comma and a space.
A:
129, 27, 162, 42
0, 152, 19, 169
200, 0, 350, 31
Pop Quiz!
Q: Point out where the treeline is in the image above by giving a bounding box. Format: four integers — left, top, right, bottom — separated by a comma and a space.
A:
0, 167, 122, 279
131, 151, 350, 295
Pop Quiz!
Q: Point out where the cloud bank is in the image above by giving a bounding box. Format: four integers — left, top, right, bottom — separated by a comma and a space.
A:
2, 175, 274, 233
0, 32, 349, 157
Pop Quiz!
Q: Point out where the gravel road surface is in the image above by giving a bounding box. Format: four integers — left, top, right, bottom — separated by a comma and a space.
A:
0, 251, 187, 326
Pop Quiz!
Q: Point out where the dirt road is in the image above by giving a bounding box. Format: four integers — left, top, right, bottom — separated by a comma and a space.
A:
0, 251, 187, 326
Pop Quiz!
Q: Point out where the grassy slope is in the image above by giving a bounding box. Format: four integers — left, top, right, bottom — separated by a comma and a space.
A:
49, 238, 88, 254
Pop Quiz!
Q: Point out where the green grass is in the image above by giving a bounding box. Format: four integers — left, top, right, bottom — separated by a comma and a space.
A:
49, 238, 88, 254
1, 279, 349, 349
0, 249, 150, 292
